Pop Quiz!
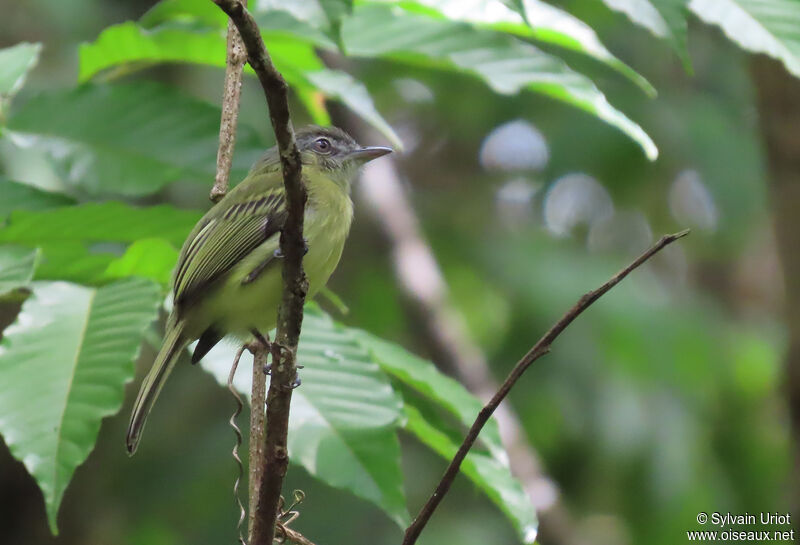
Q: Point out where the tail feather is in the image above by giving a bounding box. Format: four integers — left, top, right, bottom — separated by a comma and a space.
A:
126, 323, 187, 455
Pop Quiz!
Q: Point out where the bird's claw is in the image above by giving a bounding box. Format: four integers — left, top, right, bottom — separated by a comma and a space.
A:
272, 239, 308, 258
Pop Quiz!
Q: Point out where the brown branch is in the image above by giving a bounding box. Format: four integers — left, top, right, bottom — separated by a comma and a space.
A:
280, 526, 318, 545
210, 14, 247, 203
402, 229, 690, 545
211, 2, 307, 545
247, 348, 267, 540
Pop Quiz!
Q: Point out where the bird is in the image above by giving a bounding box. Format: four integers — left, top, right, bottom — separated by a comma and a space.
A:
126, 126, 392, 455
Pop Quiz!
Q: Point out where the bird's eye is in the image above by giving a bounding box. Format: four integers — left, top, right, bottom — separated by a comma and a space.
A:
313, 137, 332, 154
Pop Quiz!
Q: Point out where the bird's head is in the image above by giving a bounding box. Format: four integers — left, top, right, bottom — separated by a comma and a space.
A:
297, 126, 392, 190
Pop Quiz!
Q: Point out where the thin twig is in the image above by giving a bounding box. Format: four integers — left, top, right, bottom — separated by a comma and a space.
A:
213, 5, 251, 543
247, 347, 268, 540
227, 346, 248, 545
211, 10, 247, 203
402, 229, 691, 545
279, 526, 318, 545
210, 3, 306, 545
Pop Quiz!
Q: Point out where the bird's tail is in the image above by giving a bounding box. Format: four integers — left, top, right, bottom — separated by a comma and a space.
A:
126, 321, 187, 455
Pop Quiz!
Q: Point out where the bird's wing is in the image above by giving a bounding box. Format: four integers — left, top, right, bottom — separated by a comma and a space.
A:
173, 189, 287, 310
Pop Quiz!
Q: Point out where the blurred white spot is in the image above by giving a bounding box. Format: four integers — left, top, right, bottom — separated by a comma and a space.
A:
588, 210, 653, 255
668, 170, 718, 231
393, 78, 434, 104
496, 177, 539, 206
522, 525, 539, 544
544, 173, 613, 237
480, 120, 549, 172
495, 177, 539, 227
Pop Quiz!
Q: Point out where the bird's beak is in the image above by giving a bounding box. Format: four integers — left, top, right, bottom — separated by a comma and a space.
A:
348, 146, 393, 164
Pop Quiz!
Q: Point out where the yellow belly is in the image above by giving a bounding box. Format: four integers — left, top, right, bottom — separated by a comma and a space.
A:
183, 202, 350, 341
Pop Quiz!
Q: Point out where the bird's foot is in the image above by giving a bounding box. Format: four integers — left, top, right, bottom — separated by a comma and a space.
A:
246, 329, 273, 374
272, 238, 308, 259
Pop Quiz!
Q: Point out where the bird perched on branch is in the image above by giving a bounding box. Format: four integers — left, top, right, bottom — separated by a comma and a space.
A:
126, 126, 391, 454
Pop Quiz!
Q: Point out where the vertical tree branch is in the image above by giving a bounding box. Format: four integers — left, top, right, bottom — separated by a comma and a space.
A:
402, 229, 690, 545
247, 349, 267, 539
211, 14, 247, 203
212, 2, 306, 545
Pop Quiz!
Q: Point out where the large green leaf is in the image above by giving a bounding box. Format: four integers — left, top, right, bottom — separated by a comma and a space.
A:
78, 22, 401, 146
340, 4, 657, 159
0, 178, 75, 220
0, 42, 42, 114
33, 243, 118, 285
0, 278, 161, 533
200, 307, 409, 526
353, 328, 506, 461
601, 0, 690, 66
6, 82, 265, 196
404, 401, 538, 544
374, 0, 655, 95
0, 202, 199, 285
78, 21, 326, 83
689, 0, 800, 78
0, 202, 201, 248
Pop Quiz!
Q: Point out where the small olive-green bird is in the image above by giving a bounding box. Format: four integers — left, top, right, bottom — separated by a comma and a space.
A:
126, 126, 391, 454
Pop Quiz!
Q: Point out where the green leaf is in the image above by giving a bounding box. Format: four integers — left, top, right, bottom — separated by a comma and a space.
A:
0, 178, 75, 220
0, 202, 201, 248
378, 0, 655, 96
0, 278, 161, 533
404, 401, 538, 544
33, 243, 117, 286
200, 307, 409, 526
103, 238, 178, 285
341, 4, 657, 159
6, 82, 265, 196
0, 203, 198, 285
353, 328, 506, 461
0, 246, 40, 294
601, 0, 690, 66
78, 21, 325, 83
0, 42, 42, 113
689, 0, 800, 78
78, 23, 401, 145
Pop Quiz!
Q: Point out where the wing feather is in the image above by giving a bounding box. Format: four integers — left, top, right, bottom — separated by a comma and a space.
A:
173, 191, 286, 310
